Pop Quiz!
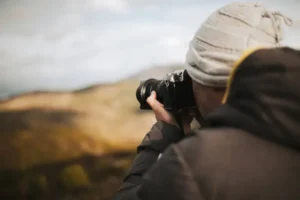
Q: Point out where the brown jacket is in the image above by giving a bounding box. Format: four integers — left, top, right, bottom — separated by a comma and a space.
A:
114, 47, 300, 200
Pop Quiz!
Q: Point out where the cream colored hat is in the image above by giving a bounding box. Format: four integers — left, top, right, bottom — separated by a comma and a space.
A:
185, 2, 293, 87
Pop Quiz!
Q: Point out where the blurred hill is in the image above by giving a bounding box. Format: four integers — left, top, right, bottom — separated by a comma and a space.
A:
0, 65, 182, 200
129, 64, 183, 80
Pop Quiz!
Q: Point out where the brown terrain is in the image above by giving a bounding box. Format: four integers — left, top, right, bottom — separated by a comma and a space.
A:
0, 65, 181, 200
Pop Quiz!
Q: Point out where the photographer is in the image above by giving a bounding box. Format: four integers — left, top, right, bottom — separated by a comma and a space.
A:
113, 2, 296, 200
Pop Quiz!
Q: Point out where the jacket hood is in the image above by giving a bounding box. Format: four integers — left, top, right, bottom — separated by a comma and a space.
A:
208, 47, 300, 150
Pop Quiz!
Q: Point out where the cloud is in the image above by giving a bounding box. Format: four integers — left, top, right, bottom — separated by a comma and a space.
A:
0, 19, 193, 97
90, 0, 130, 13
159, 37, 183, 47
0, 0, 300, 98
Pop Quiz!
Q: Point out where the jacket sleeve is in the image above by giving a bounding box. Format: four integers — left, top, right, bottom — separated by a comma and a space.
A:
136, 141, 205, 200
113, 121, 183, 200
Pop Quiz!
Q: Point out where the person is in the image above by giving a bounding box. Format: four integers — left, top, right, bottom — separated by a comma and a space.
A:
113, 2, 296, 200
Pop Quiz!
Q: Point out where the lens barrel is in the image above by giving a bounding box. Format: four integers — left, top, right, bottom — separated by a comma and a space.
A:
136, 79, 161, 109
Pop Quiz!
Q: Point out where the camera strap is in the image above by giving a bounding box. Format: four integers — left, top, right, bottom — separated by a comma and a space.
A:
174, 113, 186, 138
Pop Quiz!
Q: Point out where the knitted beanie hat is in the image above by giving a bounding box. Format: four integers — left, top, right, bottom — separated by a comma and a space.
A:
185, 2, 293, 87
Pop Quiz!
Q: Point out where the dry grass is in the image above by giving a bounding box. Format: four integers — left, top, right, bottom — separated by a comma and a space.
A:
0, 80, 156, 170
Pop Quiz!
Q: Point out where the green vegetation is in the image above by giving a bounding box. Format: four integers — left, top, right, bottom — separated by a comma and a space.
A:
27, 174, 48, 198
59, 164, 91, 191
0, 153, 136, 199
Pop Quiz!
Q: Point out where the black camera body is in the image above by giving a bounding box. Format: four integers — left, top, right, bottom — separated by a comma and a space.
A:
136, 69, 196, 113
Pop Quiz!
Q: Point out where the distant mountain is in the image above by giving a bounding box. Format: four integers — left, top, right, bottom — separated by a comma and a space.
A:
128, 63, 184, 81
0, 64, 189, 199
0, 79, 156, 199
0, 64, 184, 101
0, 64, 186, 170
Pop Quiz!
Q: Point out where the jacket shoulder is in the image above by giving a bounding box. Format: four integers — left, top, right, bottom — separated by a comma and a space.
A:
173, 127, 247, 198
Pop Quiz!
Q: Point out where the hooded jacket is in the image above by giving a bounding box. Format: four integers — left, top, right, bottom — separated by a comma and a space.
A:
114, 47, 300, 200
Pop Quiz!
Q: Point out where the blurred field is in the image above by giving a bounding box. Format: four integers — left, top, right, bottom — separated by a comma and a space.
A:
0, 79, 158, 199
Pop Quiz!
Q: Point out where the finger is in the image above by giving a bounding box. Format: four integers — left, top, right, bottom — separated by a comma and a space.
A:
146, 91, 163, 109
146, 91, 156, 106
146, 92, 174, 123
182, 117, 194, 125
156, 108, 174, 122
146, 91, 163, 107
152, 102, 173, 122
146, 92, 163, 113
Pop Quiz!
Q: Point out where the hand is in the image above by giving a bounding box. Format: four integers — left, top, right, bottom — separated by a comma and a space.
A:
146, 91, 195, 134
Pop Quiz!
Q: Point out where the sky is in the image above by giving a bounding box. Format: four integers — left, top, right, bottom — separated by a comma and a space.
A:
0, 0, 299, 98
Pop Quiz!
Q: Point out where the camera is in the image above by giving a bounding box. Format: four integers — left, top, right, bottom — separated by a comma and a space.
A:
136, 69, 196, 113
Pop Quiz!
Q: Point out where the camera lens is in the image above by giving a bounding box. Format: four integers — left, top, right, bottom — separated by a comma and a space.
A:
136, 79, 161, 109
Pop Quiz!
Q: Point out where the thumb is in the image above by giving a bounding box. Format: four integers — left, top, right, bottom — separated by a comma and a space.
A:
146, 91, 163, 108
